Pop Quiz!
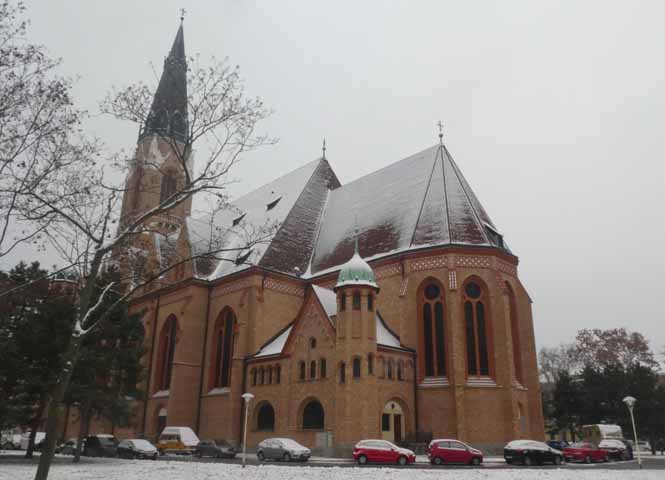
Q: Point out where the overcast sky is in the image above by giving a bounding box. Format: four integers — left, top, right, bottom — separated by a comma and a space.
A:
5, 0, 665, 354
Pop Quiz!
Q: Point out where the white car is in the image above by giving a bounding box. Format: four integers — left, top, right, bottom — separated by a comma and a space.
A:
20, 432, 46, 450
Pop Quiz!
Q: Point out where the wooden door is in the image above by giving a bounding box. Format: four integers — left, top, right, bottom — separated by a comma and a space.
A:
394, 414, 402, 443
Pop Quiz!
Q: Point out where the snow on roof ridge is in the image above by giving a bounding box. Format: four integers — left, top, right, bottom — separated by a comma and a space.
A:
312, 284, 337, 317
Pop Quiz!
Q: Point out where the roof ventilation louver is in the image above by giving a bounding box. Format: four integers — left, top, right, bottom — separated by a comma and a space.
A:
266, 196, 282, 211
232, 213, 246, 227
235, 249, 253, 266
484, 224, 504, 249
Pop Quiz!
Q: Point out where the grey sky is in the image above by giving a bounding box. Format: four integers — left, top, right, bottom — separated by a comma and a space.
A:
6, 0, 665, 353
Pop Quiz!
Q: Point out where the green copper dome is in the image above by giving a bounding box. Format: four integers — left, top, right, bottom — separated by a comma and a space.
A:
334, 242, 378, 291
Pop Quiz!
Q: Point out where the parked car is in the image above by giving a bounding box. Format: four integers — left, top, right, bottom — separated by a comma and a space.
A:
20, 432, 46, 451
1, 432, 22, 450
563, 441, 608, 463
503, 440, 563, 466
599, 439, 630, 461
117, 439, 158, 460
256, 438, 311, 462
546, 440, 569, 451
353, 439, 416, 466
427, 439, 483, 465
194, 439, 236, 459
83, 434, 119, 457
157, 426, 199, 455
55, 439, 79, 455
636, 440, 652, 453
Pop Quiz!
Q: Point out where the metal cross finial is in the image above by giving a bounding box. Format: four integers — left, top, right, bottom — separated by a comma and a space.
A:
180, 8, 186, 22
322, 138, 327, 160
437, 120, 444, 144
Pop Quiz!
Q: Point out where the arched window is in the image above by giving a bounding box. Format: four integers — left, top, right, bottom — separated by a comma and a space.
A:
257, 403, 275, 431
211, 309, 235, 389
367, 295, 373, 311
320, 358, 327, 378
299, 361, 306, 381
339, 362, 346, 384
352, 357, 361, 378
275, 365, 281, 384
506, 283, 523, 384
309, 337, 317, 349
339, 294, 346, 311
155, 109, 168, 132
352, 292, 361, 310
251, 368, 257, 386
170, 111, 186, 139
259, 367, 265, 385
397, 361, 404, 381
310, 361, 316, 380
419, 281, 446, 378
157, 315, 177, 391
302, 400, 324, 430
160, 171, 178, 202
464, 280, 491, 376
387, 359, 394, 380
367, 353, 374, 375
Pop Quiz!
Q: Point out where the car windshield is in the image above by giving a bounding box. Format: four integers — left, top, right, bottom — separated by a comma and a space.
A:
214, 439, 231, 447
131, 440, 155, 450
98, 436, 118, 446
277, 438, 305, 450
570, 442, 590, 448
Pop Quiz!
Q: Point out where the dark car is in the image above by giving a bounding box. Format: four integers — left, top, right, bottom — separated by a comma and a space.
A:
55, 439, 79, 455
194, 439, 236, 459
504, 440, 563, 466
256, 438, 311, 462
83, 434, 119, 457
599, 439, 630, 461
546, 440, 569, 451
117, 439, 158, 460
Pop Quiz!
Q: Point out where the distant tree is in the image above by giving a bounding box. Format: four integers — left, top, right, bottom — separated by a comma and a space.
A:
539, 343, 580, 385
0, 262, 75, 458
574, 328, 658, 370
550, 370, 584, 441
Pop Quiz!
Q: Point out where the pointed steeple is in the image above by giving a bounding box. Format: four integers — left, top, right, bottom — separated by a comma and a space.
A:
139, 19, 188, 143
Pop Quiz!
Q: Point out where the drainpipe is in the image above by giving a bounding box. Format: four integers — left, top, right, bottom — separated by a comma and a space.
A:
412, 349, 419, 442
238, 357, 248, 447
142, 296, 160, 436
195, 284, 213, 434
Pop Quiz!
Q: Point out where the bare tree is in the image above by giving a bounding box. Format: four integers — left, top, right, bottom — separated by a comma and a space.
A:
539, 343, 580, 386
22, 50, 275, 480
0, 1, 95, 260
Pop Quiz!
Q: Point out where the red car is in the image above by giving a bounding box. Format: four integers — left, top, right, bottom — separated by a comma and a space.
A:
427, 439, 483, 465
563, 442, 609, 463
353, 439, 416, 465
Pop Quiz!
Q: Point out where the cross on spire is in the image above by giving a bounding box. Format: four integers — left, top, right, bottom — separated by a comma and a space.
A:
437, 120, 444, 144
180, 8, 186, 22
322, 138, 327, 160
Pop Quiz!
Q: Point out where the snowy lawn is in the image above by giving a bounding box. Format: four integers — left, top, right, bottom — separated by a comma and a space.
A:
1, 459, 663, 480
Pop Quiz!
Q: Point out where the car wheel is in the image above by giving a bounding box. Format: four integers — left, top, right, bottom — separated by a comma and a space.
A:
523, 455, 533, 466
433, 456, 443, 466
357, 454, 368, 465
505, 459, 512, 465
554, 455, 562, 466
471, 457, 481, 466
397, 455, 407, 466
604, 455, 609, 463
283, 452, 291, 462
584, 456, 591, 464
195, 451, 202, 459
257, 451, 265, 461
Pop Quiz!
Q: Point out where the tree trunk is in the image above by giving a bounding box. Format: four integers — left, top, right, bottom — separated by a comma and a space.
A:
34, 335, 82, 480
25, 424, 38, 459
73, 402, 91, 464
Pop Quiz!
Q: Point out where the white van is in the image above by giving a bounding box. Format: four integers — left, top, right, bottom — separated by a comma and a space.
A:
157, 426, 199, 455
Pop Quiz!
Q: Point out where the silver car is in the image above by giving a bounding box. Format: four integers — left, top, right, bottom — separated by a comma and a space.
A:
256, 438, 311, 462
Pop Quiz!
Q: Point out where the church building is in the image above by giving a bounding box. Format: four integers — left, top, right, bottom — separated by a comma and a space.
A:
63, 20, 545, 454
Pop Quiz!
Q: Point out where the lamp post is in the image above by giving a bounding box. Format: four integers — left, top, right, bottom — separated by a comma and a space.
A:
622, 395, 642, 469
241, 392, 255, 468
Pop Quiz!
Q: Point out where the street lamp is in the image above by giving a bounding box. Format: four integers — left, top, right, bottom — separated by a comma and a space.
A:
622, 395, 642, 469
241, 392, 255, 469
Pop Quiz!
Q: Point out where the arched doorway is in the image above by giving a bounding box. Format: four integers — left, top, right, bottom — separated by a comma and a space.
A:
381, 401, 405, 443
302, 400, 324, 430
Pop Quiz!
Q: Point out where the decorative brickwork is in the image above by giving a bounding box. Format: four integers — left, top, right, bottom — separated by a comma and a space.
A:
264, 278, 305, 297
456, 256, 491, 268
410, 255, 448, 272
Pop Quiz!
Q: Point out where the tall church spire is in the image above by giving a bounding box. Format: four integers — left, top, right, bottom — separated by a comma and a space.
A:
139, 19, 188, 143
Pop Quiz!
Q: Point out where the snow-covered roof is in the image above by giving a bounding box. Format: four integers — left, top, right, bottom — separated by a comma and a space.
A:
185, 158, 338, 280
253, 325, 293, 358
376, 314, 401, 348
312, 285, 337, 317
309, 144, 510, 274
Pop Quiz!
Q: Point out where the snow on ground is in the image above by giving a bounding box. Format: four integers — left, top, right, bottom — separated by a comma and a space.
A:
1, 459, 663, 480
